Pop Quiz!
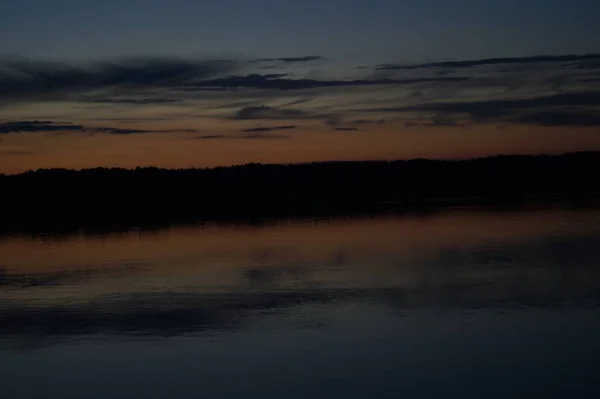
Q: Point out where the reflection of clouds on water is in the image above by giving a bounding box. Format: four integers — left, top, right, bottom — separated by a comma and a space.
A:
0, 262, 143, 289
1, 207, 600, 351
2, 232, 600, 351
243, 261, 312, 288
0, 289, 360, 351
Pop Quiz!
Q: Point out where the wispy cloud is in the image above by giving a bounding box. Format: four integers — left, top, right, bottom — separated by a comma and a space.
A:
0, 120, 195, 135
3, 52, 600, 136
180, 74, 468, 91
0, 121, 83, 134
234, 106, 311, 120
511, 110, 600, 127
241, 125, 298, 132
0, 57, 238, 103
84, 98, 181, 105
369, 91, 600, 127
233, 105, 340, 126
192, 133, 289, 140
241, 133, 289, 139
351, 119, 386, 125
376, 53, 600, 70
192, 134, 228, 140
255, 56, 324, 63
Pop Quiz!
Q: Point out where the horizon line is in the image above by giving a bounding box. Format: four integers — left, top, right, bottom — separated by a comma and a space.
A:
2, 150, 599, 177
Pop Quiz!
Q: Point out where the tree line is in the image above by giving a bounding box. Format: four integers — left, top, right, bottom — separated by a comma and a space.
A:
1, 151, 599, 231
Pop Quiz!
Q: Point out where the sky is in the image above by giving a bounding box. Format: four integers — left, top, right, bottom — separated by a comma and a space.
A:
1, 0, 600, 173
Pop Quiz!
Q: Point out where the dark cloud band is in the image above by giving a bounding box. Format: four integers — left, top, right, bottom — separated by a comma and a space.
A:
0, 120, 195, 135
376, 53, 600, 70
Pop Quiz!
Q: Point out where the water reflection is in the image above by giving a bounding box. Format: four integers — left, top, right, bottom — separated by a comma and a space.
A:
1, 205, 600, 398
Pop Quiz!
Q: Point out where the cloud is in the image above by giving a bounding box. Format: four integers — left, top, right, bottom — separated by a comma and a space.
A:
240, 133, 289, 139
4, 53, 598, 134
93, 127, 154, 134
241, 125, 297, 132
372, 91, 600, 127
511, 110, 600, 127
0, 57, 238, 103
233, 105, 339, 127
376, 53, 600, 70
256, 56, 324, 63
0, 120, 195, 135
351, 119, 386, 125
400, 92, 600, 116
192, 133, 289, 140
84, 98, 180, 105
0, 121, 83, 134
192, 134, 228, 139
181, 74, 468, 91
234, 105, 311, 120
403, 119, 465, 128
334, 127, 359, 131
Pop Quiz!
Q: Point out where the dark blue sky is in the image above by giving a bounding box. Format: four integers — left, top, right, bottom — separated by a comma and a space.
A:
2, 0, 599, 62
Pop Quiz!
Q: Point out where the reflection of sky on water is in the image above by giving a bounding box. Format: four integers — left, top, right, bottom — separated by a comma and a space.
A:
1, 205, 599, 345
1, 206, 600, 398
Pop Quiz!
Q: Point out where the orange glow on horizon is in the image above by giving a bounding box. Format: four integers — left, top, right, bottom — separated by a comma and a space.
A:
1, 124, 600, 174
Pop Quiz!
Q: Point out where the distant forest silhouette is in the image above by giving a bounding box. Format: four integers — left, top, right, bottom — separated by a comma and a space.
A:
1, 152, 599, 232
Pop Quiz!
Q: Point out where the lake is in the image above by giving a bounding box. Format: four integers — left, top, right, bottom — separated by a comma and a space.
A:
2, 204, 600, 398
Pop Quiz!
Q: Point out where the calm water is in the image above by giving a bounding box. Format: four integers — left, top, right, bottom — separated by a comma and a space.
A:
2, 205, 600, 398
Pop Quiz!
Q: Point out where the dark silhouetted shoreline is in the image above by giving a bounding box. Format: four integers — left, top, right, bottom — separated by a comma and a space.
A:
1, 151, 599, 234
